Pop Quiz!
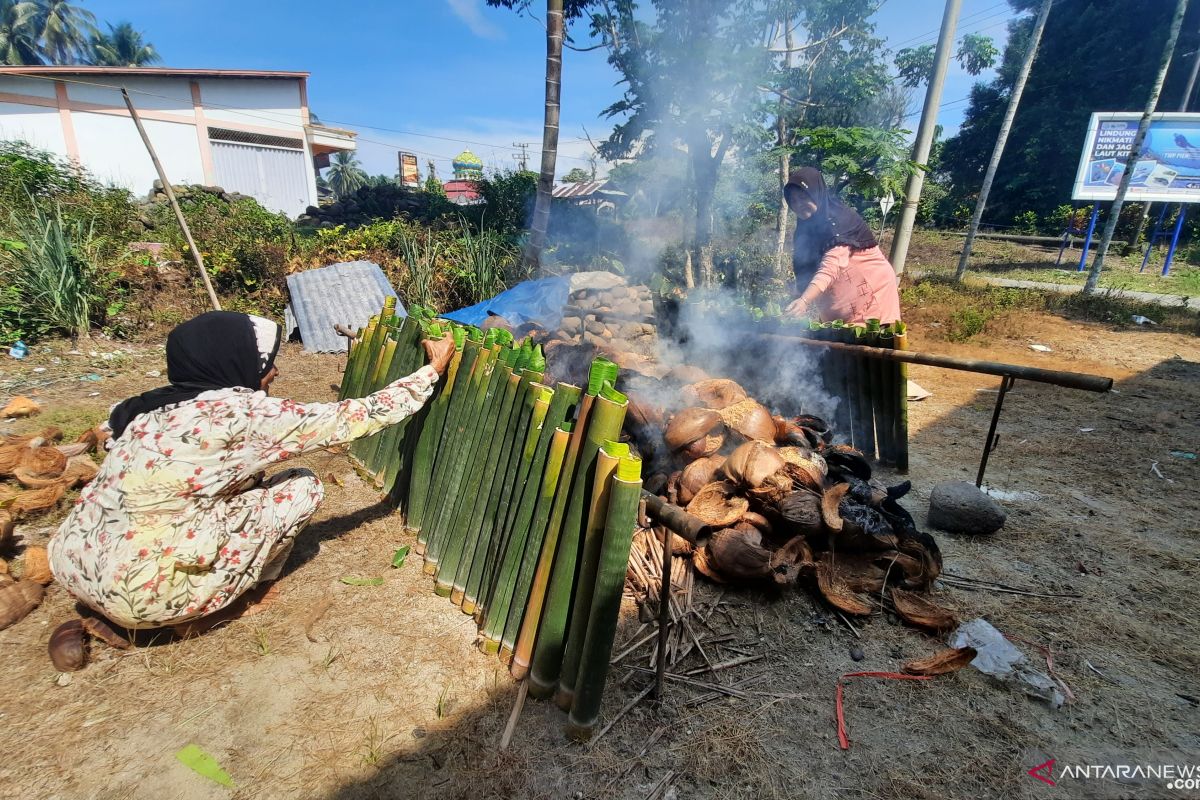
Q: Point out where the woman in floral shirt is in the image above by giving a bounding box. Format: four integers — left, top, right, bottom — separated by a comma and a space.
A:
48, 311, 453, 641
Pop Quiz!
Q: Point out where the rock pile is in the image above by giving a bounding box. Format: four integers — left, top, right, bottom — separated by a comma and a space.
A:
552, 279, 658, 359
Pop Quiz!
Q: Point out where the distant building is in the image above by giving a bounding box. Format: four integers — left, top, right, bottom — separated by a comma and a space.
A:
0, 66, 356, 217
552, 179, 626, 215
443, 148, 483, 205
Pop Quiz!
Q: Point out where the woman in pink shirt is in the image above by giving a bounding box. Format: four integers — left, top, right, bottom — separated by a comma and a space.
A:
783, 167, 902, 324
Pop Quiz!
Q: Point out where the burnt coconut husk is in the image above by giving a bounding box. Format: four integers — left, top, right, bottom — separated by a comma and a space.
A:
678, 455, 726, 505
686, 481, 749, 528
684, 378, 747, 410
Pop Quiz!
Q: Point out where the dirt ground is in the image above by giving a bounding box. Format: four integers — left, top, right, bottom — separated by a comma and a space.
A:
1, 308, 1198, 800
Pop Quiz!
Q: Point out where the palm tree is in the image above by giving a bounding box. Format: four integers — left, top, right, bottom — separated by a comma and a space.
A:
24, 0, 96, 64
324, 151, 368, 200
89, 21, 159, 66
0, 0, 39, 65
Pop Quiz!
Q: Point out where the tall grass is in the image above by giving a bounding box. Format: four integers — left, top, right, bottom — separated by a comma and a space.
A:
7, 202, 100, 339
456, 220, 515, 304
397, 226, 442, 310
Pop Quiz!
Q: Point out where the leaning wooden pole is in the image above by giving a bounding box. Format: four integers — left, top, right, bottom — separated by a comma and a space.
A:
121, 88, 221, 311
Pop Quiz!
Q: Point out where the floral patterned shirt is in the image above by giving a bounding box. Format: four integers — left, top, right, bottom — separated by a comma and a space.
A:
48, 365, 439, 628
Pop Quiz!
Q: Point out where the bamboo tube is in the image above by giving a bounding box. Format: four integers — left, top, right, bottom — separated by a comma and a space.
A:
482, 384, 579, 656
340, 316, 379, 400
433, 346, 507, 593
348, 324, 398, 469
449, 360, 523, 606
527, 381, 628, 699
852, 326, 877, 460
368, 315, 424, 480
554, 439, 625, 711
423, 338, 490, 574
465, 366, 545, 616
565, 452, 643, 741
864, 319, 886, 463
877, 325, 896, 466
893, 322, 910, 473
505, 424, 574, 672
384, 323, 444, 504
829, 321, 853, 441
411, 337, 466, 553
347, 312, 393, 399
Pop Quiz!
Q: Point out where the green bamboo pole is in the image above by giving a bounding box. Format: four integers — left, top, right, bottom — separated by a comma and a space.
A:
565, 452, 643, 742
346, 313, 389, 399
423, 338, 490, 574
893, 322, 910, 473
505, 424, 574, 674
464, 365, 544, 616
411, 332, 468, 552
370, 315, 425, 483
337, 318, 372, 401
877, 325, 897, 466
348, 325, 397, 468
829, 320, 853, 441
554, 439, 625, 711
482, 384, 579, 656
430, 345, 504, 586
449, 358, 522, 606
852, 326, 878, 460
864, 318, 886, 462
527, 380, 628, 699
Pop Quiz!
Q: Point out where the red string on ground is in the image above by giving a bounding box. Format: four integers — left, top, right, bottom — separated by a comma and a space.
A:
836, 671, 934, 750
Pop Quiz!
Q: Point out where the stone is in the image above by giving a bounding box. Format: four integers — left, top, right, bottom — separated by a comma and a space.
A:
305, 205, 321, 217
560, 315, 582, 332
928, 481, 1007, 535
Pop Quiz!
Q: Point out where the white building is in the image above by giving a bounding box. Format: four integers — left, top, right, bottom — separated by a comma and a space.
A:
0, 66, 355, 217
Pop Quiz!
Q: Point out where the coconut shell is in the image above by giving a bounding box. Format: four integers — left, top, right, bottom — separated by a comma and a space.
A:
686, 481, 750, 528
835, 555, 888, 594
48, 619, 88, 671
82, 616, 132, 649
2, 426, 63, 446
1, 396, 40, 419
62, 455, 99, 488
718, 399, 776, 443
19, 445, 66, 478
9, 483, 67, 518
678, 455, 725, 505
0, 580, 44, 630
665, 408, 722, 451
692, 545, 725, 583
902, 646, 978, 676
724, 441, 785, 489
703, 526, 773, 584
684, 378, 747, 409
815, 555, 873, 616
769, 535, 814, 586
0, 509, 13, 548
739, 510, 773, 535
21, 546, 53, 585
821, 483, 850, 532
890, 588, 957, 633
777, 490, 822, 534
680, 432, 724, 460
670, 532, 694, 556
836, 500, 899, 552
0, 444, 26, 476
824, 445, 872, 481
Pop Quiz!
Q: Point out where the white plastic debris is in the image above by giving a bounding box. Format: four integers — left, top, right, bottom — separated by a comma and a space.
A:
1130, 315, 1158, 326
948, 618, 1065, 708
1029, 344, 1052, 353
145, 370, 162, 378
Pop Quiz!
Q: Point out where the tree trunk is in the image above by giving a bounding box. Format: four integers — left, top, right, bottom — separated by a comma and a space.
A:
955, 0, 1051, 280
691, 146, 719, 288
773, 16, 796, 286
523, 0, 564, 275
1085, 0, 1189, 293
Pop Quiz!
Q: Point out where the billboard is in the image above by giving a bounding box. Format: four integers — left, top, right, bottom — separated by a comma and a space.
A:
1073, 112, 1200, 203
399, 152, 420, 188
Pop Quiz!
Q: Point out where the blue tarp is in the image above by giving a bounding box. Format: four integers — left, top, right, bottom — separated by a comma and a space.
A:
441, 276, 570, 330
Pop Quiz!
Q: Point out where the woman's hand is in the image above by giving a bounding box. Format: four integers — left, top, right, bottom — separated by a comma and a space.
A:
784, 297, 810, 319
422, 332, 456, 376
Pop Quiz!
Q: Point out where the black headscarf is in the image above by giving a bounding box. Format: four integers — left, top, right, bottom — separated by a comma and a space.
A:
109, 311, 282, 441
785, 167, 878, 287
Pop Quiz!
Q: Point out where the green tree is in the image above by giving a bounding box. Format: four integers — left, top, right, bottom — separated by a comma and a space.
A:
24, 0, 96, 64
0, 0, 38, 64
324, 151, 368, 200
561, 166, 592, 183
89, 21, 159, 66
895, 32, 998, 88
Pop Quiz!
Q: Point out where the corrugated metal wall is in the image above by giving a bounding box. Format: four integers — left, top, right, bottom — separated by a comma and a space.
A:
211, 140, 309, 216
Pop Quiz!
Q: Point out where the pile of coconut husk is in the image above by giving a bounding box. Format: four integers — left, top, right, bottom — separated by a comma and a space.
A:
0, 427, 105, 525
634, 376, 955, 634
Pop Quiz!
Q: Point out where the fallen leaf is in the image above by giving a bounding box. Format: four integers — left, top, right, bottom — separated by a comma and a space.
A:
340, 576, 384, 587
902, 646, 978, 676
326, 472, 344, 487
175, 744, 233, 788
391, 545, 410, 569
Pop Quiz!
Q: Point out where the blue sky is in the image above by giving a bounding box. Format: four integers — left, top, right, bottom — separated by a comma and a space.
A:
85, 0, 1018, 180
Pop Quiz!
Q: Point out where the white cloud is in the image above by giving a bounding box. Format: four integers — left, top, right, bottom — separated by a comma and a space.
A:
446, 0, 505, 41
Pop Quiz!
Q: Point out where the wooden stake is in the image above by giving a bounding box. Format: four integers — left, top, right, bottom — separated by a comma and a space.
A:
121, 88, 221, 312
499, 679, 528, 751
654, 525, 672, 701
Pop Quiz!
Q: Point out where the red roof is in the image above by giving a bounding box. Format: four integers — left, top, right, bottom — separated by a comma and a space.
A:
443, 179, 481, 203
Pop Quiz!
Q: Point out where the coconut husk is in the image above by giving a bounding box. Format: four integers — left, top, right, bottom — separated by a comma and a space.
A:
718, 399, 776, 442
902, 646, 978, 676
81, 615, 131, 649
824, 445, 872, 481
1, 396, 40, 419
49, 618, 87, 671
890, 588, 957, 633
75, 426, 106, 453
776, 489, 822, 535
893, 540, 943, 590
821, 483, 850, 532
19, 445, 66, 478
670, 532, 694, 556
724, 441, 785, 489
836, 500, 899, 552
678, 455, 725, 505
702, 526, 773, 584
835, 554, 889, 594
2, 426, 63, 446
686, 481, 750, 528
0, 484, 17, 505
665, 408, 722, 451
21, 546, 52, 586
769, 535, 814, 586
9, 483, 67, 518
683, 378, 747, 410
0, 444, 27, 476
692, 545, 724, 583
0, 580, 44, 630
61, 455, 99, 488
680, 432, 724, 460
739, 510, 773, 535
815, 555, 873, 616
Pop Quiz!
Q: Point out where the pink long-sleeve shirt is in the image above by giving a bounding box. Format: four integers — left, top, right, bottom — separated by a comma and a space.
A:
799, 245, 902, 325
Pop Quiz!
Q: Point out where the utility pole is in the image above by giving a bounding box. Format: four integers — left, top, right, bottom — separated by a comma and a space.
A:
956, 0, 1052, 280
889, 0, 962, 275
1127, 29, 1200, 250
513, 141, 530, 171
1086, 0, 1190, 293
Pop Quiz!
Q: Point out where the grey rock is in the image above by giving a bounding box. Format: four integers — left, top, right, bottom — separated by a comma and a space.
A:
152, 178, 164, 191
928, 481, 1007, 535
